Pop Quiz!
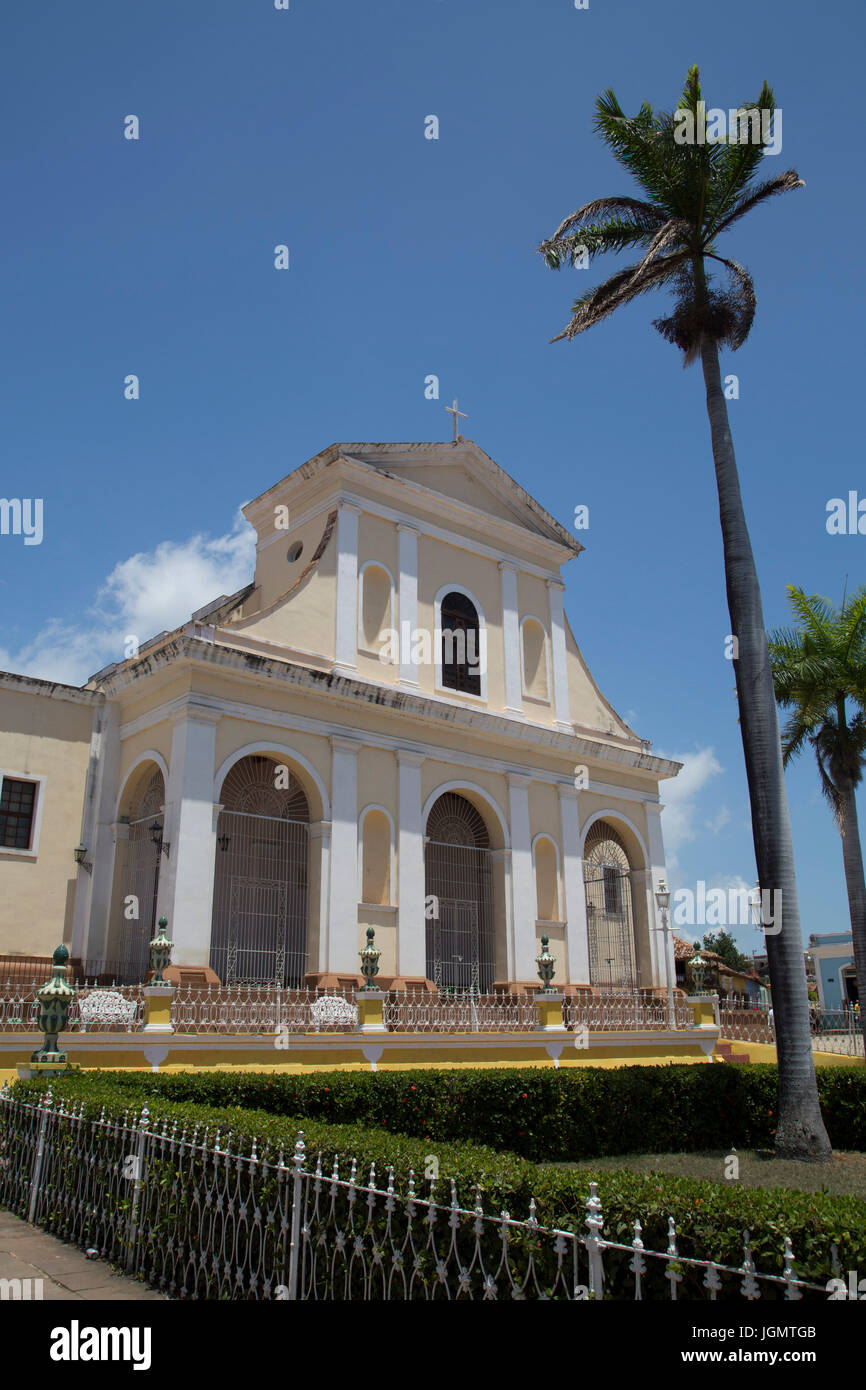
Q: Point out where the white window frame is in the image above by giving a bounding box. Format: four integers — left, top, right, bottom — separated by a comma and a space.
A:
519, 614, 551, 704
357, 561, 396, 662
0, 769, 47, 858
433, 583, 489, 704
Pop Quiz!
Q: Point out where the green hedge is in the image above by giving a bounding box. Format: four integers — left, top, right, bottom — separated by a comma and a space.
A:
8, 1071, 865, 1299
77, 1062, 866, 1161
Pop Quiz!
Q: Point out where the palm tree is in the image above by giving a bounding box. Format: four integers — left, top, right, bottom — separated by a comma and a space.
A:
769, 585, 866, 1055
539, 66, 831, 1160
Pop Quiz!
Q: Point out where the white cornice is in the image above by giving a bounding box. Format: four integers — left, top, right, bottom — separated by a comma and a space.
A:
111, 639, 680, 792
0, 669, 102, 706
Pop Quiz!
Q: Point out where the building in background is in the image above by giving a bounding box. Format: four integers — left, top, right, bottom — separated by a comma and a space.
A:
809, 932, 858, 1012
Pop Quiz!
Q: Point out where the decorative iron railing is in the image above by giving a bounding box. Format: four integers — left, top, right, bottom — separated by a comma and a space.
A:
0, 982, 145, 1034
382, 991, 538, 1033
717, 1007, 775, 1045
0, 981, 699, 1035
0, 1085, 833, 1300
563, 992, 692, 1032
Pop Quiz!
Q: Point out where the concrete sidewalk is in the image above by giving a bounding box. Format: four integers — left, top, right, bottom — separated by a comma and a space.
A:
0, 1210, 167, 1301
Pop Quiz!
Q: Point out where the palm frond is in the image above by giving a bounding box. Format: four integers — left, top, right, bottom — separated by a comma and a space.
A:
540, 217, 662, 269
551, 251, 690, 342
702, 255, 756, 348
712, 170, 805, 238
544, 197, 667, 244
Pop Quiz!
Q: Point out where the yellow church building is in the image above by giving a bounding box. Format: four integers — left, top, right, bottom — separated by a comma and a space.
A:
0, 438, 681, 997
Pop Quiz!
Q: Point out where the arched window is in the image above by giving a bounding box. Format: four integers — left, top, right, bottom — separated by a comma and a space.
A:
361, 808, 392, 905
425, 791, 494, 992
114, 765, 166, 983
211, 755, 310, 985
583, 820, 637, 989
521, 618, 549, 701
359, 563, 393, 655
534, 836, 560, 921
439, 590, 482, 696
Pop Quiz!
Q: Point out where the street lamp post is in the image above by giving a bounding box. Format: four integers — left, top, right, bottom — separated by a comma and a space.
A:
655, 880, 675, 1029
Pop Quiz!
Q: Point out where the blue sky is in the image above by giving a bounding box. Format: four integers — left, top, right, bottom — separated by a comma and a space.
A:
2, 0, 863, 955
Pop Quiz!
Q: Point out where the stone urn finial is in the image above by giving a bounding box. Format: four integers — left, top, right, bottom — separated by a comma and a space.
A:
31, 945, 76, 1064
686, 948, 707, 995
536, 935, 557, 995
359, 926, 381, 992
149, 916, 173, 986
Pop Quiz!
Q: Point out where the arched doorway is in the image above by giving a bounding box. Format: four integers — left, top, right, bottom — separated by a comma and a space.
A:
583, 820, 638, 989
210, 755, 310, 984
115, 766, 165, 983
425, 792, 494, 993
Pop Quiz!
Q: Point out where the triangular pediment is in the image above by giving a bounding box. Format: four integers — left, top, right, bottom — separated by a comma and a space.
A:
335, 442, 580, 552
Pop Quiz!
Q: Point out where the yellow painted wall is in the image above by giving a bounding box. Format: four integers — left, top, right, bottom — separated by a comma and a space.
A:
232, 508, 337, 657
0, 687, 94, 959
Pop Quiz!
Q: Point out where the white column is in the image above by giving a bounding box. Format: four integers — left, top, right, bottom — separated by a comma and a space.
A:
499, 562, 523, 714
559, 784, 590, 984
397, 524, 420, 688
645, 800, 672, 988
334, 503, 362, 676
156, 704, 221, 968
396, 750, 427, 976
327, 736, 360, 971
73, 698, 121, 971
308, 820, 332, 975
490, 847, 515, 982
547, 579, 572, 731
507, 772, 536, 982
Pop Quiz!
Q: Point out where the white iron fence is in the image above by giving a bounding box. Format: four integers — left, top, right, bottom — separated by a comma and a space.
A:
718, 1006, 865, 1058
0, 1085, 832, 1301
0, 983, 145, 1034
563, 992, 692, 1032
0, 981, 697, 1036
718, 1008, 775, 1046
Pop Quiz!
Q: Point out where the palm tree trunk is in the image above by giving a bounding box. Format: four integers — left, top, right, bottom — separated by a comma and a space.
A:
699, 334, 831, 1160
836, 775, 866, 1056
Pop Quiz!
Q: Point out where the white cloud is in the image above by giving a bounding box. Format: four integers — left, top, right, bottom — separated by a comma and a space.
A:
656, 746, 724, 859
0, 513, 256, 686
706, 805, 731, 835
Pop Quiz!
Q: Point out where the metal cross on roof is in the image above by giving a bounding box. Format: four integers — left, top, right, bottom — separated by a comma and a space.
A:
445, 398, 467, 442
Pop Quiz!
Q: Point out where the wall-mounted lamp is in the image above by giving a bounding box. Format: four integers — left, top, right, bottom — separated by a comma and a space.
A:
150, 821, 170, 857
73, 844, 93, 874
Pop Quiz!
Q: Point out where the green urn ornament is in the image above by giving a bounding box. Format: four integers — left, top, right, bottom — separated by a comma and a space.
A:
31, 945, 76, 1064
149, 916, 173, 985
536, 935, 557, 994
686, 948, 707, 994
359, 926, 381, 991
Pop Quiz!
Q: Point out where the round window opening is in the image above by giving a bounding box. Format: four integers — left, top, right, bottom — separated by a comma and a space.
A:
287, 541, 304, 563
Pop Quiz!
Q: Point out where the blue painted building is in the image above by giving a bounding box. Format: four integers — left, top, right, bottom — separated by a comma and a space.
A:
808, 933, 858, 1012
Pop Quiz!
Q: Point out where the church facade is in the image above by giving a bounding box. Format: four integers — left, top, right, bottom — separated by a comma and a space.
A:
0, 439, 680, 994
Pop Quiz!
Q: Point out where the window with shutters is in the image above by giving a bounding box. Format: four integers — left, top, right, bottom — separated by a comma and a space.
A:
0, 774, 41, 853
